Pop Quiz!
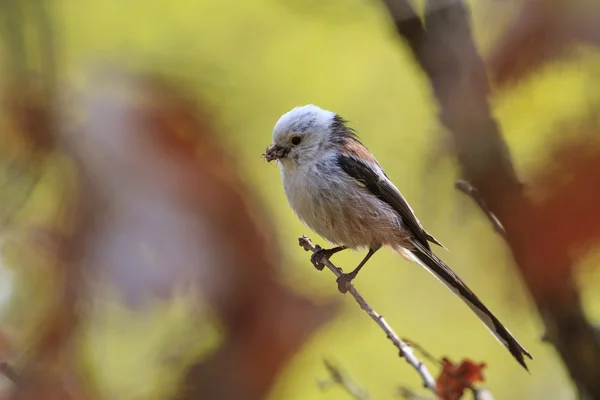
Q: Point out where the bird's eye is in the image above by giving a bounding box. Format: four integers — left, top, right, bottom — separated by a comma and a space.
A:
291, 136, 302, 145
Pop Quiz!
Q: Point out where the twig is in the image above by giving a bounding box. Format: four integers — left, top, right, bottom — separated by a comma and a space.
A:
319, 359, 370, 400
382, 0, 600, 396
454, 180, 506, 239
298, 236, 437, 395
400, 338, 441, 366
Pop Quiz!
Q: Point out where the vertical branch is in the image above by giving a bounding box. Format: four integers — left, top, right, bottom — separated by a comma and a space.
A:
387, 0, 520, 195
381, 0, 600, 397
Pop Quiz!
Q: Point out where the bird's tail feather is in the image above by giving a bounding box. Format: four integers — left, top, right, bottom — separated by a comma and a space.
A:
403, 239, 533, 370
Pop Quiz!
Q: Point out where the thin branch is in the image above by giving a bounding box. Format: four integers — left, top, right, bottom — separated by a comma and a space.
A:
319, 359, 370, 400
298, 236, 437, 395
400, 338, 441, 367
454, 180, 506, 239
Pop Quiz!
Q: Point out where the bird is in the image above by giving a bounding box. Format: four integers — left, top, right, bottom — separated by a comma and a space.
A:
263, 104, 533, 370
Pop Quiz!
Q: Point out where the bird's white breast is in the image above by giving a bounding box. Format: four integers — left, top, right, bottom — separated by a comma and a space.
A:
282, 161, 333, 235
280, 156, 405, 249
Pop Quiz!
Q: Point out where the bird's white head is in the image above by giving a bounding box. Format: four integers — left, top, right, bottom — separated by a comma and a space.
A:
264, 104, 353, 166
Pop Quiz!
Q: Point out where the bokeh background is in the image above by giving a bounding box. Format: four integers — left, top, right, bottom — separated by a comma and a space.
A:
1, 0, 600, 399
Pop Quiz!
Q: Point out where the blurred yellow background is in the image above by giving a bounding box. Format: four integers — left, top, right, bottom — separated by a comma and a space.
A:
3, 0, 600, 399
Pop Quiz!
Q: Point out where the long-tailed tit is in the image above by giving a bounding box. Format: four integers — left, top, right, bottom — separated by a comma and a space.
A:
264, 104, 533, 370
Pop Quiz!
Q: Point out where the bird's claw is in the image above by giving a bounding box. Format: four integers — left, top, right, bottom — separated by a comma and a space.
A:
336, 273, 354, 294
310, 246, 327, 271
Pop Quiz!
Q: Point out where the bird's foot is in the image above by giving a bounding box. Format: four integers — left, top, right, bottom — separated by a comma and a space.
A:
336, 273, 355, 294
310, 246, 333, 271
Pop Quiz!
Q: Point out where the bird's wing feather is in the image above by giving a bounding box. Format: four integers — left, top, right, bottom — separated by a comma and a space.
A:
336, 153, 443, 250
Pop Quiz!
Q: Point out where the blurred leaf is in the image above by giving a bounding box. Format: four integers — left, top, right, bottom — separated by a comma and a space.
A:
70, 67, 337, 400
0, 76, 91, 400
508, 124, 600, 295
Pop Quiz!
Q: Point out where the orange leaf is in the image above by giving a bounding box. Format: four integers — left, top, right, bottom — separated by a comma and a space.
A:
436, 358, 486, 400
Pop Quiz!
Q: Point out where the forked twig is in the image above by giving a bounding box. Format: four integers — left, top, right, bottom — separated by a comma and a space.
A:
298, 236, 437, 395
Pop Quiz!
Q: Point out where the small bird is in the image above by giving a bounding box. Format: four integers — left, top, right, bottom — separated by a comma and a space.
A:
264, 104, 533, 370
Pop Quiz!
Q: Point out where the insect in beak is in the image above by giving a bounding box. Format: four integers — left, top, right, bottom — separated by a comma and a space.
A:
263, 144, 288, 162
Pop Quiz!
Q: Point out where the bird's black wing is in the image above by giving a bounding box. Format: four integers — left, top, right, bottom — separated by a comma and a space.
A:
336, 153, 443, 250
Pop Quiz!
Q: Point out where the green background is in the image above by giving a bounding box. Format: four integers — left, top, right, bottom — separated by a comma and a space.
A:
3, 0, 600, 399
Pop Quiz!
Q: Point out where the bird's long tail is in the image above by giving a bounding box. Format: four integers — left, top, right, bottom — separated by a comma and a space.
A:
403, 239, 533, 370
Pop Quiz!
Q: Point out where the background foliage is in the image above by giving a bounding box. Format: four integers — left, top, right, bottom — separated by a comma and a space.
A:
2, 0, 600, 399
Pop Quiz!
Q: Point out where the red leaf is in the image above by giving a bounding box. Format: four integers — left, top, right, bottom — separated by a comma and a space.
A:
436, 358, 486, 400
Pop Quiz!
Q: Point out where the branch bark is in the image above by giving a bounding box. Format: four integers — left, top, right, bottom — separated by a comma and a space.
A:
381, 0, 600, 397
298, 236, 437, 395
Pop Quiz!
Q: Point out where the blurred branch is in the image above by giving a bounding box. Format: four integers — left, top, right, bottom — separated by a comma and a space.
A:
401, 338, 441, 367
319, 359, 370, 400
381, 0, 600, 397
299, 236, 437, 395
0, 362, 19, 385
454, 180, 505, 239
386, 0, 518, 191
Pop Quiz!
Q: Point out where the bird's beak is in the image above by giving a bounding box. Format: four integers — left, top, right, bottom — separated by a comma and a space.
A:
263, 143, 288, 162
